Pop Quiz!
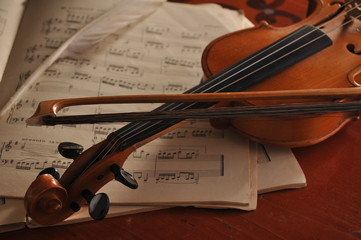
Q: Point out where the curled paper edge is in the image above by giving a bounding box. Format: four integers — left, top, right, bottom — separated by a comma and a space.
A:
0, 0, 165, 118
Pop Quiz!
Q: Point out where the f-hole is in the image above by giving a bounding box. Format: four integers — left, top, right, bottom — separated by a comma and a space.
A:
347, 44, 361, 55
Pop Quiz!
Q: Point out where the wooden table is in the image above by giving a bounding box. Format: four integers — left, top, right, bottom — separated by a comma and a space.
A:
2, 1, 361, 239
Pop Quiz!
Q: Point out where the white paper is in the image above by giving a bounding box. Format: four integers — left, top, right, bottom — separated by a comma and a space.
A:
0, 0, 26, 82
0, 197, 26, 233
258, 145, 306, 193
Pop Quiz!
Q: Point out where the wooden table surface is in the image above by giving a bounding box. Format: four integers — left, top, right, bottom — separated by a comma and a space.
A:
2, 0, 361, 239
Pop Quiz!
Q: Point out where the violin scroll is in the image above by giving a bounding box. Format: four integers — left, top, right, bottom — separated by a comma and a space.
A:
24, 174, 68, 225
24, 141, 140, 225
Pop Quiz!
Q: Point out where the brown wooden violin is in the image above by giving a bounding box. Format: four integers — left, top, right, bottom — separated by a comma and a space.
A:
25, 0, 361, 225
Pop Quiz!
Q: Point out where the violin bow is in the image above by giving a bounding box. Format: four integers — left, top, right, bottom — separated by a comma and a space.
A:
27, 87, 361, 126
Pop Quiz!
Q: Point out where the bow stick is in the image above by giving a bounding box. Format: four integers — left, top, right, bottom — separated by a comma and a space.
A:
27, 87, 361, 126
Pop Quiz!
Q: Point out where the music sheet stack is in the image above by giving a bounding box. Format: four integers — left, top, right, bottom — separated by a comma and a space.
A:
0, 0, 306, 232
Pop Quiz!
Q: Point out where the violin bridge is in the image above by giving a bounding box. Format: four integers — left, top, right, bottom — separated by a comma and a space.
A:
346, 0, 361, 21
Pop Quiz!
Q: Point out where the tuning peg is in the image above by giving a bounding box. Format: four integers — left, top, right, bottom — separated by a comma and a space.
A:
110, 164, 138, 189
37, 167, 60, 180
58, 142, 83, 159
81, 189, 109, 220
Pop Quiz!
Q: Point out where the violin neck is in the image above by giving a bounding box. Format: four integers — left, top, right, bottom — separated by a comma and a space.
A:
107, 25, 333, 151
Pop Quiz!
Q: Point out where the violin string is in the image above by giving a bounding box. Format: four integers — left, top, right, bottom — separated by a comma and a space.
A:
209, 13, 361, 94
156, 0, 359, 105
183, 0, 359, 97
89, 0, 360, 166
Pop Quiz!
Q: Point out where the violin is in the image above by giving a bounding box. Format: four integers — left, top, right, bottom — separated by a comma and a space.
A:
25, 0, 361, 225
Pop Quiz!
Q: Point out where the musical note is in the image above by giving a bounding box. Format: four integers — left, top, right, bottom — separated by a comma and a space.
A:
163, 56, 200, 69
133, 171, 149, 182
44, 69, 61, 77
192, 128, 225, 138
155, 171, 200, 184
35, 160, 48, 170
93, 125, 118, 136
26, 44, 41, 54
178, 171, 198, 181
64, 27, 77, 35
4, 141, 12, 152
51, 159, 72, 169
66, 12, 94, 24
101, 76, 156, 91
181, 45, 203, 54
14, 98, 36, 110
173, 131, 185, 139
157, 149, 199, 160
106, 64, 143, 77
6, 115, 25, 124
149, 149, 223, 184
57, 56, 78, 65
144, 40, 168, 49
144, 25, 170, 35
45, 37, 64, 49
161, 55, 201, 77
71, 71, 92, 80
132, 149, 150, 160
5, 96, 76, 125
17, 70, 32, 88
0, 133, 90, 173
33, 81, 74, 94
177, 150, 197, 159
41, 18, 80, 36
108, 47, 144, 59
0, 158, 70, 171
181, 31, 207, 40
16, 161, 34, 170
41, 17, 62, 35
156, 172, 176, 182
157, 150, 176, 160
1, 159, 10, 166
24, 53, 49, 64
163, 83, 188, 92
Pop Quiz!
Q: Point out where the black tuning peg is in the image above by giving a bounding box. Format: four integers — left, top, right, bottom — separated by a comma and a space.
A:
110, 164, 138, 189
58, 142, 83, 159
37, 167, 60, 180
81, 189, 109, 220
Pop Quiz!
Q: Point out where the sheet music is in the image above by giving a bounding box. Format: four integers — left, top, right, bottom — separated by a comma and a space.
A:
104, 129, 253, 206
0, 143, 306, 230
0, 1, 257, 208
0, 0, 26, 82
0, 0, 122, 108
0, 197, 26, 233
0, 121, 254, 206
258, 145, 306, 193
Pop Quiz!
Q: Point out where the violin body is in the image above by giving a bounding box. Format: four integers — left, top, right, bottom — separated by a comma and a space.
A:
203, 0, 361, 146
24, 0, 361, 225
